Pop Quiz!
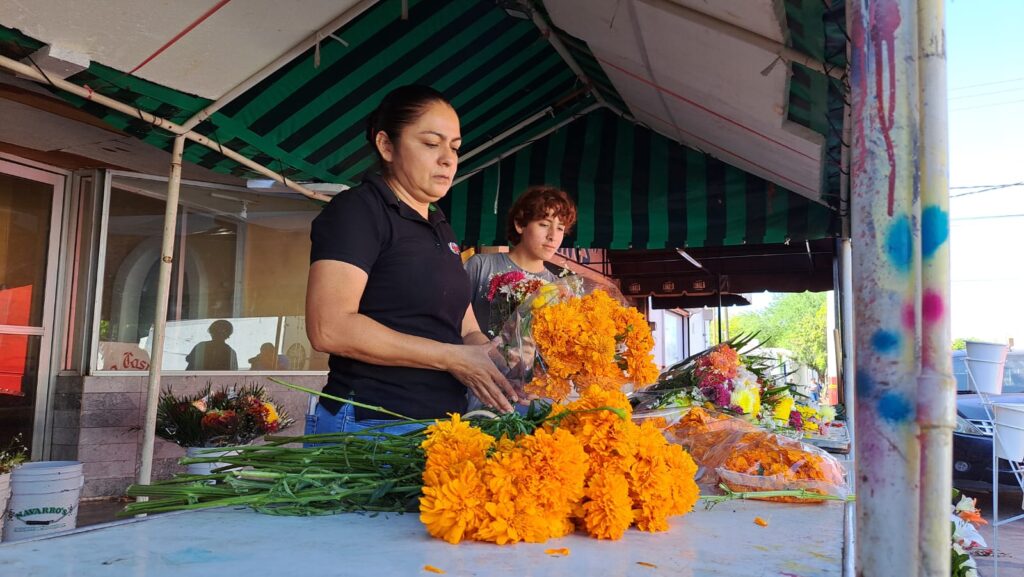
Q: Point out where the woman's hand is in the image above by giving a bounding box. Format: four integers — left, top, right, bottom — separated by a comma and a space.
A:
446, 343, 518, 413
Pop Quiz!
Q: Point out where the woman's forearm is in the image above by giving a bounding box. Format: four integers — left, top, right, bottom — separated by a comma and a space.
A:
309, 312, 453, 371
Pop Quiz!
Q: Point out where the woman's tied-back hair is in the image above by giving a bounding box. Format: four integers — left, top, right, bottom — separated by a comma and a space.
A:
505, 185, 578, 245
366, 85, 454, 175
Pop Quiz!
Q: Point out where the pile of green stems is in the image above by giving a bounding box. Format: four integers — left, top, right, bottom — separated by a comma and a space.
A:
122, 428, 432, 517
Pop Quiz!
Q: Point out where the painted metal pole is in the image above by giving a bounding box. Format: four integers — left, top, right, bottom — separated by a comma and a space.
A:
849, 2, 922, 576
915, 0, 953, 575
136, 135, 185, 495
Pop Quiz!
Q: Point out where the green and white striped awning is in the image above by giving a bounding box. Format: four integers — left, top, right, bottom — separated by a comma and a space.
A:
442, 108, 838, 250
0, 0, 844, 250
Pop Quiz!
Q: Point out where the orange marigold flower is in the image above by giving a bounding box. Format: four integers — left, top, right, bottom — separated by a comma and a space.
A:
663, 443, 700, 516
528, 290, 657, 401
629, 421, 699, 531
580, 470, 634, 540
475, 426, 588, 545
419, 461, 490, 544
421, 414, 495, 487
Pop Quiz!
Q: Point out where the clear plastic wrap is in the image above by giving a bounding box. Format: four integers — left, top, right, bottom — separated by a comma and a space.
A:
652, 406, 849, 502
493, 276, 659, 402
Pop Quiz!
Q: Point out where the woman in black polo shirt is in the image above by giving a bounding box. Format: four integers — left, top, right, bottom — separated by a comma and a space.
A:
304, 85, 517, 435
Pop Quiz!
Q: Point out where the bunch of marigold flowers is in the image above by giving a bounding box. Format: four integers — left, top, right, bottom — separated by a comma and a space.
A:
527, 289, 659, 402
419, 387, 699, 544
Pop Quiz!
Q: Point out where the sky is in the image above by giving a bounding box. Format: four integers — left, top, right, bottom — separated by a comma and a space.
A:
946, 0, 1024, 346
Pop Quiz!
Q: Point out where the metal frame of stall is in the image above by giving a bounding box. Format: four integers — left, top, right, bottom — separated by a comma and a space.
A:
0, 1, 959, 575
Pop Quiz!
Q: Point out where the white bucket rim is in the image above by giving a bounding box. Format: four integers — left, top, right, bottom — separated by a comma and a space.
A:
14, 460, 82, 469
965, 340, 1010, 347
965, 358, 1006, 365
12, 461, 82, 473
10, 471, 83, 479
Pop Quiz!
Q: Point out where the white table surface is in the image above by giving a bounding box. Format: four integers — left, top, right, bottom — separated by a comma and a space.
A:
0, 498, 846, 577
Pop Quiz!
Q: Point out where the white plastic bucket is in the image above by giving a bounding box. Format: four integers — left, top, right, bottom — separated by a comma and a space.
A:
0, 472, 10, 541
965, 340, 1009, 394
993, 403, 1024, 462
185, 447, 236, 476
2, 461, 83, 542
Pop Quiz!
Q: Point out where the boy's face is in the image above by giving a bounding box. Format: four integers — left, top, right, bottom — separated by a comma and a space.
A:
515, 210, 566, 262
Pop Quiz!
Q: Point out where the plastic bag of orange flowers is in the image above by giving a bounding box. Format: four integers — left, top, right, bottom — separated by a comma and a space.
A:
492, 276, 660, 405
650, 406, 849, 503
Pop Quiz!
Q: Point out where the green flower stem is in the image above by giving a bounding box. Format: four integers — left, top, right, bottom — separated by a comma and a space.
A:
269, 378, 415, 421
699, 483, 855, 509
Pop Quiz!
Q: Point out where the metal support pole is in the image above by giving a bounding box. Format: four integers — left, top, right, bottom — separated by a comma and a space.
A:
136, 135, 185, 495
916, 0, 954, 575
840, 238, 856, 447
716, 274, 723, 344
849, 1, 922, 575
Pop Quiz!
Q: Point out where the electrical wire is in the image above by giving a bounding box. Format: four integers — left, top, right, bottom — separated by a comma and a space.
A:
949, 75, 1024, 92
949, 182, 1024, 198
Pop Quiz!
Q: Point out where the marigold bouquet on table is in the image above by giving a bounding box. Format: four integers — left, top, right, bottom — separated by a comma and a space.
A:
420, 387, 699, 544
492, 276, 660, 403
155, 383, 292, 448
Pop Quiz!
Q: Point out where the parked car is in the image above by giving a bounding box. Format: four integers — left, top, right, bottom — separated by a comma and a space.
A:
953, 349, 1024, 492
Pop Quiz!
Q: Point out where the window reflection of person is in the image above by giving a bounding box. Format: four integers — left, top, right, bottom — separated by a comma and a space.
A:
185, 319, 238, 370
249, 342, 288, 370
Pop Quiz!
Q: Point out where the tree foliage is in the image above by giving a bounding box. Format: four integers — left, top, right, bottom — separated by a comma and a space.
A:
728, 292, 828, 376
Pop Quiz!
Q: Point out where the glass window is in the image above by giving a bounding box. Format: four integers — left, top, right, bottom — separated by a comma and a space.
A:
95, 175, 328, 372
1, 170, 55, 452
662, 311, 684, 366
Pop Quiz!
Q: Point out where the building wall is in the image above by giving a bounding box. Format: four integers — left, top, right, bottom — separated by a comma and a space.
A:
242, 223, 309, 318
50, 374, 324, 498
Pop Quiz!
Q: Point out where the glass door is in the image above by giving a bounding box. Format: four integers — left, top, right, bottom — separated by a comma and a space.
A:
0, 159, 64, 458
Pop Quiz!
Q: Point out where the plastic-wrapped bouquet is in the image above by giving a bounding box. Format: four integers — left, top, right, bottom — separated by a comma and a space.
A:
493, 276, 659, 403
484, 270, 550, 337
633, 335, 797, 429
